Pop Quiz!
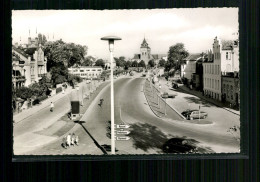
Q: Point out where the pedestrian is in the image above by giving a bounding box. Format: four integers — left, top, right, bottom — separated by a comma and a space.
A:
99, 98, 104, 107
75, 135, 79, 146
66, 133, 71, 148
50, 102, 54, 112
71, 133, 76, 146
62, 136, 67, 149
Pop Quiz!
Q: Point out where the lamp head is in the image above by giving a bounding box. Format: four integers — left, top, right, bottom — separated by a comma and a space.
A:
101, 36, 122, 52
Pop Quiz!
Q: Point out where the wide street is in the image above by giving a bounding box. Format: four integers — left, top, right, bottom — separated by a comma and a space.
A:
15, 73, 240, 155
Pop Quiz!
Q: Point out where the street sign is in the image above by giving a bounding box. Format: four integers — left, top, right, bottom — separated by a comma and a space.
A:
116, 131, 130, 135
116, 124, 130, 129
116, 136, 130, 141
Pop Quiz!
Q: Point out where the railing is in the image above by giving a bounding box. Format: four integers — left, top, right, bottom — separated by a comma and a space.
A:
38, 73, 47, 77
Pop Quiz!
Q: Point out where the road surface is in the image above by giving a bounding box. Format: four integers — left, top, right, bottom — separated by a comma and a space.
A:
23, 77, 240, 155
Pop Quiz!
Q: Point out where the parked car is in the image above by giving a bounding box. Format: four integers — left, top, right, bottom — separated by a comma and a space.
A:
181, 109, 208, 120
161, 92, 176, 99
162, 138, 195, 153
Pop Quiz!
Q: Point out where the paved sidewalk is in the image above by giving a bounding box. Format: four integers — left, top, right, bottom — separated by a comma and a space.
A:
158, 78, 240, 116
13, 81, 89, 123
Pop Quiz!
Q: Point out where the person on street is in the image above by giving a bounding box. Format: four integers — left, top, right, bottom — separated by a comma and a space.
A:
99, 98, 104, 107
62, 136, 67, 149
66, 133, 71, 148
50, 102, 54, 112
75, 135, 79, 146
71, 133, 76, 146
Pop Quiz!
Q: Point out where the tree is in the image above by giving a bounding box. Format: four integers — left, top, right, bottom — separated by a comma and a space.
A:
44, 40, 88, 71
50, 63, 68, 87
125, 61, 132, 70
166, 43, 189, 71
115, 56, 126, 67
132, 60, 138, 67
16, 87, 34, 100
82, 56, 94, 66
95, 59, 105, 68
158, 59, 166, 67
148, 60, 155, 67
138, 60, 146, 68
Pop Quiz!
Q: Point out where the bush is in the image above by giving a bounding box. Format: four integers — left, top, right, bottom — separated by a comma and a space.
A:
32, 98, 40, 105
56, 87, 62, 94
38, 95, 48, 102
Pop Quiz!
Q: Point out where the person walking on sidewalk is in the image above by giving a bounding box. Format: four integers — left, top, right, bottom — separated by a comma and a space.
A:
66, 133, 71, 148
50, 102, 54, 112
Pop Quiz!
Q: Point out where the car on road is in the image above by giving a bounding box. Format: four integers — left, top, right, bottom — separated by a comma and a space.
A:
161, 92, 176, 99
162, 138, 196, 153
181, 109, 208, 120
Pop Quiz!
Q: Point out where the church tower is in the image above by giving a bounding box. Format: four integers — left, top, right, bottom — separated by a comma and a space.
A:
140, 38, 151, 65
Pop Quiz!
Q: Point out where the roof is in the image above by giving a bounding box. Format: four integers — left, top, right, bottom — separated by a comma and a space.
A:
133, 54, 141, 59
24, 47, 37, 55
141, 38, 150, 48
221, 40, 234, 50
12, 46, 29, 58
152, 54, 167, 59
69, 66, 103, 69
184, 53, 202, 61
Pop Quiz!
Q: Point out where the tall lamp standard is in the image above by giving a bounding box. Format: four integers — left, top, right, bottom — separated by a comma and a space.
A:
101, 36, 121, 154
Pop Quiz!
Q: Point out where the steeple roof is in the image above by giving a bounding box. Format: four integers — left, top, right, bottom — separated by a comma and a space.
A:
141, 38, 150, 48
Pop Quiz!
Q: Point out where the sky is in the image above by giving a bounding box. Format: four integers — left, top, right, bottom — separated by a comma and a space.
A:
12, 9, 238, 60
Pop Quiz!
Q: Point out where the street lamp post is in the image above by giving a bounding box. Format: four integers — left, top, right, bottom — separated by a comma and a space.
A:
101, 36, 121, 155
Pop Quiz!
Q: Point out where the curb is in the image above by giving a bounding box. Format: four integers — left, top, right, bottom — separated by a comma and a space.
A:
143, 81, 162, 119
178, 86, 240, 116
150, 83, 186, 120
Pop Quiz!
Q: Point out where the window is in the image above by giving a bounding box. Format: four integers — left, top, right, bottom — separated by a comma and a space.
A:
80, 70, 84, 72
218, 65, 220, 74
226, 52, 228, 60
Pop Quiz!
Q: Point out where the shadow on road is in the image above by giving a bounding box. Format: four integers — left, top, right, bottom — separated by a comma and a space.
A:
128, 122, 170, 152
128, 122, 215, 154
183, 96, 213, 107
74, 120, 108, 155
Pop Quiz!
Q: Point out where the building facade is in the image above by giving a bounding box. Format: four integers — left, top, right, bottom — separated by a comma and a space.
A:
68, 66, 103, 79
203, 36, 239, 101
222, 73, 240, 106
181, 53, 202, 82
12, 38, 47, 88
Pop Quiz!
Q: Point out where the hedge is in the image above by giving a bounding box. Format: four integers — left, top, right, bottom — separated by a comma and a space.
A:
56, 87, 62, 94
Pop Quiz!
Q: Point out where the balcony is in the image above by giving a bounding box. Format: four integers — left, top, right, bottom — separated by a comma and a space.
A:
38, 73, 47, 78
13, 76, 26, 82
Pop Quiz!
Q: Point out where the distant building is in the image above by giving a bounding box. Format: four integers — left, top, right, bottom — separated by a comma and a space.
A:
12, 40, 47, 87
180, 53, 202, 82
222, 72, 240, 107
68, 66, 103, 79
132, 38, 167, 66
203, 36, 239, 101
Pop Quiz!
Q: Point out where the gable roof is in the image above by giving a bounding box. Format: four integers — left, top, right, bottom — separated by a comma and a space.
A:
184, 53, 202, 61
133, 54, 141, 59
12, 46, 29, 59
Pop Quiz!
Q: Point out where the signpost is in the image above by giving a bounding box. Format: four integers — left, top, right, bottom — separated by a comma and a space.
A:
116, 124, 130, 129
116, 136, 130, 141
